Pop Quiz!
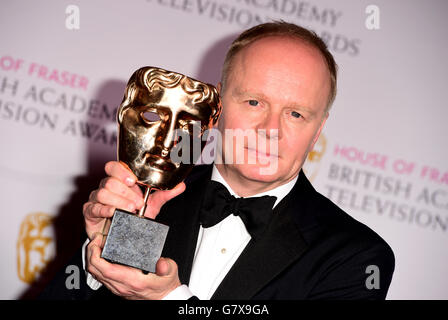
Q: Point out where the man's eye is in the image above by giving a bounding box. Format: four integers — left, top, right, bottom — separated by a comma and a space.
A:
291, 111, 302, 118
248, 100, 259, 106
141, 111, 160, 122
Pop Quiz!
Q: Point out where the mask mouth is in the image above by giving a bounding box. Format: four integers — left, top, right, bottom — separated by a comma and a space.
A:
143, 152, 177, 172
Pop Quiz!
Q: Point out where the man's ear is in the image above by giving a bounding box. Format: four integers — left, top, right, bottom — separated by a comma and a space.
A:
310, 112, 329, 151
213, 82, 223, 128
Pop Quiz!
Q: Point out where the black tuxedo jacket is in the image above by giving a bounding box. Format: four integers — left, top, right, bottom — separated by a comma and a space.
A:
40, 164, 395, 300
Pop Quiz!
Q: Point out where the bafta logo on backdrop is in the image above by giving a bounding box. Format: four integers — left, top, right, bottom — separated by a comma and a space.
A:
303, 134, 327, 182
17, 213, 55, 283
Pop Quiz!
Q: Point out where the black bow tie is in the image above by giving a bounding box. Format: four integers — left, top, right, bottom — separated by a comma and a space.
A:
200, 180, 277, 240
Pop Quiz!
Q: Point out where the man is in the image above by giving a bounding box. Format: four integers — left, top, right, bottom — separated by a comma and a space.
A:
42, 21, 395, 300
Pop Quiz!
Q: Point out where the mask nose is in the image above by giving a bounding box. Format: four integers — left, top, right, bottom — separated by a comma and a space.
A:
160, 114, 178, 158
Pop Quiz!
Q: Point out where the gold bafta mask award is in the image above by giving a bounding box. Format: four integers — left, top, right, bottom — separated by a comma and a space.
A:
101, 66, 221, 273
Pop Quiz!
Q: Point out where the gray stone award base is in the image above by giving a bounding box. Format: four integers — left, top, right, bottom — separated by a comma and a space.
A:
101, 209, 169, 273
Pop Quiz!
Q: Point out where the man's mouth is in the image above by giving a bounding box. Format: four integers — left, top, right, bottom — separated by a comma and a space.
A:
144, 153, 177, 171
245, 147, 278, 159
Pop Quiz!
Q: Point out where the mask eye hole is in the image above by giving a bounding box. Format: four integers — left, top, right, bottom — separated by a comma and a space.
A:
141, 111, 160, 123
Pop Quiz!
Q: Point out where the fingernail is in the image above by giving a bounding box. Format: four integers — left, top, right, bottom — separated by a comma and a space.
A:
128, 203, 136, 212
125, 177, 135, 186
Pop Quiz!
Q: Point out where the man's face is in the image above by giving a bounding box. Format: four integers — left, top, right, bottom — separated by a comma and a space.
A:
119, 84, 214, 190
217, 36, 331, 189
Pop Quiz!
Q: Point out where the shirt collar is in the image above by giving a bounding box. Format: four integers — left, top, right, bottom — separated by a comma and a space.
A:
211, 165, 298, 208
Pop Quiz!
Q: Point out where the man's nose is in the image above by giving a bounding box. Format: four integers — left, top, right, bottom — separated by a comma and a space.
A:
256, 112, 281, 140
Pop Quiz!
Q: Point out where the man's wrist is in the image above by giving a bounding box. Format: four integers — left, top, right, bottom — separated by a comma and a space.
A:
162, 284, 194, 300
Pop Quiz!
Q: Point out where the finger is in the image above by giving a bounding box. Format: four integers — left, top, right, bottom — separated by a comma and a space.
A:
105, 161, 138, 187
92, 188, 138, 213
88, 189, 98, 202
155, 257, 174, 277
83, 203, 111, 239
152, 257, 181, 294
87, 233, 126, 284
100, 177, 144, 209
86, 233, 106, 278
145, 182, 186, 219
84, 202, 115, 220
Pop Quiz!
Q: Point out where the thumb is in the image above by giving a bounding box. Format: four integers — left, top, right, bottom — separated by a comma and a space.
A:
145, 182, 186, 219
155, 257, 177, 277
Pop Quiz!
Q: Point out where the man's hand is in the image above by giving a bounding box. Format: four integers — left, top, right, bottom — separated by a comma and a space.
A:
87, 233, 181, 299
83, 161, 186, 239
82, 161, 185, 298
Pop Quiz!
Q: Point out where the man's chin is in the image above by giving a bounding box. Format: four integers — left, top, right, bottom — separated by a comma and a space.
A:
228, 163, 283, 183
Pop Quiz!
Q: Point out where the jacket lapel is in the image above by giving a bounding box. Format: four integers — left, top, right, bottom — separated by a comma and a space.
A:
158, 165, 212, 285
211, 171, 311, 299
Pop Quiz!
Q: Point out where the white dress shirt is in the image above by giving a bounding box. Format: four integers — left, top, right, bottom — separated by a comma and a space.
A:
83, 165, 298, 299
